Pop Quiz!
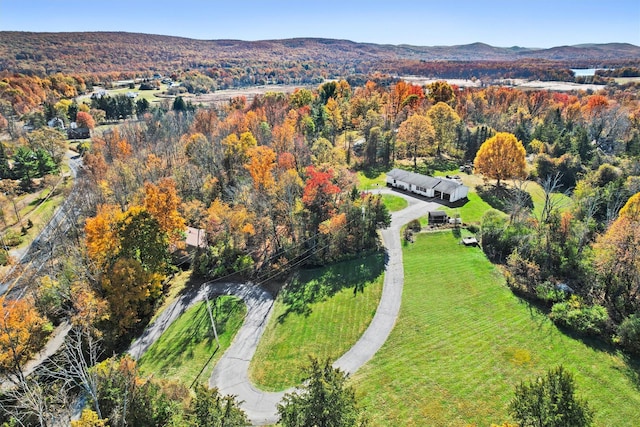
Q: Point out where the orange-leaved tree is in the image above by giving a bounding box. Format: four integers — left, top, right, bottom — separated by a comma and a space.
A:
245, 145, 277, 191
0, 296, 50, 384
85, 204, 121, 271
85, 204, 171, 334
594, 197, 640, 321
474, 132, 527, 187
143, 178, 186, 249
76, 111, 95, 130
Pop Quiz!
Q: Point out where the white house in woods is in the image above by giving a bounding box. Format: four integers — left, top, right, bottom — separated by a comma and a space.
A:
385, 168, 469, 203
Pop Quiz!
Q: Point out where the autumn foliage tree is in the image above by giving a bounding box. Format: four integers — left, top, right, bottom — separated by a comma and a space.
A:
76, 111, 96, 130
0, 296, 50, 384
594, 205, 640, 321
302, 165, 340, 231
85, 202, 175, 334
427, 102, 462, 156
397, 113, 435, 170
142, 178, 186, 248
474, 132, 527, 187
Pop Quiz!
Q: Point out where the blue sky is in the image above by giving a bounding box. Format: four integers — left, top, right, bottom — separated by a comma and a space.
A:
1, 0, 639, 48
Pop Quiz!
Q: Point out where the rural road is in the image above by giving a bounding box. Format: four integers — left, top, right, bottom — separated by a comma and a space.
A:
131, 189, 440, 425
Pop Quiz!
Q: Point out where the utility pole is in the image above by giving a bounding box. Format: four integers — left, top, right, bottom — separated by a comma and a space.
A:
204, 292, 219, 346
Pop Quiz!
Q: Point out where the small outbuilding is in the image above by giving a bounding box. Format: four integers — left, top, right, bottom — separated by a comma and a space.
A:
428, 211, 448, 224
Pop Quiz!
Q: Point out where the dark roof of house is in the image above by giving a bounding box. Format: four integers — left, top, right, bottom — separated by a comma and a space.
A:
387, 168, 441, 189
387, 169, 466, 194
428, 211, 447, 217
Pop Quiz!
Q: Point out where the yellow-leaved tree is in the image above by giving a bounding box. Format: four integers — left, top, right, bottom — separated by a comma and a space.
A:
143, 178, 186, 249
474, 132, 527, 187
594, 192, 640, 323
397, 113, 434, 171
619, 192, 640, 221
0, 296, 50, 384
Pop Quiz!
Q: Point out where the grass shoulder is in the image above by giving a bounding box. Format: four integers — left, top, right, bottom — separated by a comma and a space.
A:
138, 295, 246, 386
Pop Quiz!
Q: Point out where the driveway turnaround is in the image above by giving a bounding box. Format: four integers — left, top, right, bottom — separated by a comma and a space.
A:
131, 190, 439, 426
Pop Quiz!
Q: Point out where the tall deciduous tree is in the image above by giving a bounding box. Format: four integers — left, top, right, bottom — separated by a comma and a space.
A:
302, 166, 340, 231
426, 80, 455, 105
474, 132, 527, 187
619, 192, 640, 220
427, 102, 462, 156
397, 113, 434, 170
245, 145, 276, 191
594, 213, 640, 321
143, 178, 186, 248
0, 296, 49, 385
76, 111, 96, 130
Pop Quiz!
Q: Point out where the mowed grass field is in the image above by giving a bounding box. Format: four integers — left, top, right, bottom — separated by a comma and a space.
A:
249, 253, 385, 391
381, 194, 408, 212
138, 296, 246, 385
443, 190, 496, 225
357, 170, 387, 190
351, 231, 640, 426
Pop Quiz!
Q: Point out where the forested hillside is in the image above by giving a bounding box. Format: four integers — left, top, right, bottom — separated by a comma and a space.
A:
1, 31, 639, 83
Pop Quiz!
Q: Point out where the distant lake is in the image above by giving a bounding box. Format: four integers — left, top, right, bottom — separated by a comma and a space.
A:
571, 68, 600, 77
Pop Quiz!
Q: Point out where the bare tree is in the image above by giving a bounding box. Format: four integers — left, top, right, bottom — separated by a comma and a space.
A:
506, 179, 531, 224
538, 172, 570, 225
0, 374, 72, 427
42, 327, 104, 419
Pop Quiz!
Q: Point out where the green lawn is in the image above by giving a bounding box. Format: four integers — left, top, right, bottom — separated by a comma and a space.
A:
523, 180, 574, 219
442, 190, 496, 225
249, 253, 385, 391
356, 171, 387, 190
381, 194, 408, 212
138, 296, 246, 385
351, 231, 640, 426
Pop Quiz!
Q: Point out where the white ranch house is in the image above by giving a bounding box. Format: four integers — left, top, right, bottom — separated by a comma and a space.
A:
385, 168, 469, 203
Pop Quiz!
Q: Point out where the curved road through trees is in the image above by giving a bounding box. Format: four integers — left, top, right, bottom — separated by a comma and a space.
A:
131, 190, 440, 425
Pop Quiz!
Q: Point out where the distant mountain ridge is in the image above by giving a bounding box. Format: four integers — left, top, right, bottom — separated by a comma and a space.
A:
1, 31, 638, 75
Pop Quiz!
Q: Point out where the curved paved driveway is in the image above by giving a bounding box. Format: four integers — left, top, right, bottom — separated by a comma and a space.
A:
129, 283, 275, 361
333, 191, 438, 374
211, 190, 438, 425
131, 189, 440, 426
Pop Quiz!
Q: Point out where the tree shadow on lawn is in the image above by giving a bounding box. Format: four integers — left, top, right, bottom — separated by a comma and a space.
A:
141, 298, 242, 376
476, 184, 533, 213
557, 324, 640, 391
359, 165, 388, 179
277, 250, 386, 322
510, 287, 640, 391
